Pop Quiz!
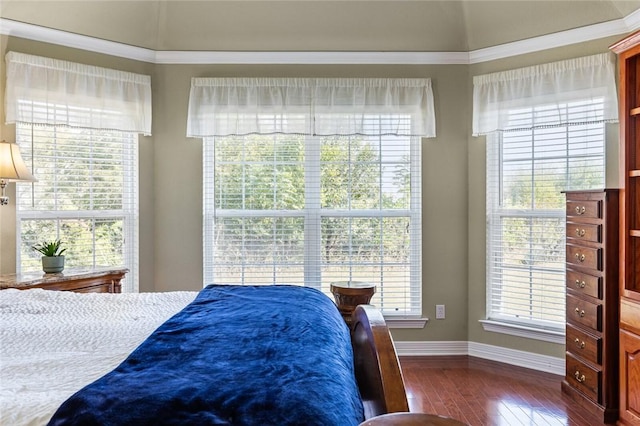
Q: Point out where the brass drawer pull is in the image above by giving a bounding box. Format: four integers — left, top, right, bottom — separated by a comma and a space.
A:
575, 279, 586, 289
575, 253, 586, 262
575, 307, 585, 317
575, 228, 586, 237
575, 338, 585, 349
575, 206, 586, 215
574, 371, 586, 383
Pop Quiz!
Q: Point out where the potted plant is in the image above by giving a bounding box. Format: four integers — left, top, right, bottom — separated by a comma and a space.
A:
33, 239, 67, 273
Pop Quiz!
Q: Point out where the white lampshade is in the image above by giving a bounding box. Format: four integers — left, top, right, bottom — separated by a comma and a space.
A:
0, 140, 36, 182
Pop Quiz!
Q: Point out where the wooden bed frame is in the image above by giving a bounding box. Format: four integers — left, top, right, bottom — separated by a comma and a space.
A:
351, 304, 410, 419
1, 288, 406, 423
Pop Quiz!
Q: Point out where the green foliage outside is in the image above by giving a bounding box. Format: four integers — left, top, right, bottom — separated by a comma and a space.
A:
211, 134, 412, 285
496, 154, 604, 324
17, 125, 131, 273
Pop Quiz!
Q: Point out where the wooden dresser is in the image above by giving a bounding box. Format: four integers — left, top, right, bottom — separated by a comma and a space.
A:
611, 31, 640, 426
0, 267, 128, 293
561, 190, 619, 424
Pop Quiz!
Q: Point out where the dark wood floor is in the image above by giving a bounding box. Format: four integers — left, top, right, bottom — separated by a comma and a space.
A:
399, 356, 607, 426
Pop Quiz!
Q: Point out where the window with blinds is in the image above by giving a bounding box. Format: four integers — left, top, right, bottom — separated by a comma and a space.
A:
15, 121, 139, 292
486, 100, 605, 330
203, 115, 421, 316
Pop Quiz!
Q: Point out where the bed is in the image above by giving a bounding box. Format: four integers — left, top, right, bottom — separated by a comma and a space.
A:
0, 284, 408, 425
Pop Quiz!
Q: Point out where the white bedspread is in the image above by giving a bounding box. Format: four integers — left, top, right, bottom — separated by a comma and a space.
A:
0, 288, 197, 426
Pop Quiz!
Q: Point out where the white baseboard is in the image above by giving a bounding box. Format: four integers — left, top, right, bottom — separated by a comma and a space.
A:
394, 340, 468, 356
394, 340, 564, 376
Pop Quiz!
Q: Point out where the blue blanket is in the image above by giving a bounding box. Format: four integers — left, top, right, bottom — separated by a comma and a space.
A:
48, 285, 364, 425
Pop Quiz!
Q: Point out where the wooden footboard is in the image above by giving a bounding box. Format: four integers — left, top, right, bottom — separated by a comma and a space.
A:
351, 304, 410, 419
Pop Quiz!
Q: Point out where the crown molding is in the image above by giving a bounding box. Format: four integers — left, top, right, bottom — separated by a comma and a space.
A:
1, 10, 639, 65
468, 18, 630, 64
0, 19, 156, 63
154, 50, 469, 64
625, 6, 640, 32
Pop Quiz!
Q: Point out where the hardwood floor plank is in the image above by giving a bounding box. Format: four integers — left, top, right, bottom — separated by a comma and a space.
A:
399, 356, 608, 426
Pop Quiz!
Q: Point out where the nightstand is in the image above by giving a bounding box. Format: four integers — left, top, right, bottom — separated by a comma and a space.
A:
0, 267, 128, 293
330, 281, 376, 326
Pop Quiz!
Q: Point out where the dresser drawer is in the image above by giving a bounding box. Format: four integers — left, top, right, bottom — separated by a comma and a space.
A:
566, 200, 602, 220
566, 352, 601, 403
566, 269, 601, 299
567, 293, 601, 331
566, 323, 601, 365
566, 244, 601, 271
566, 222, 601, 244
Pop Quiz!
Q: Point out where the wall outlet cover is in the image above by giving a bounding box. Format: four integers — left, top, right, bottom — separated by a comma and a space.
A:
436, 304, 445, 319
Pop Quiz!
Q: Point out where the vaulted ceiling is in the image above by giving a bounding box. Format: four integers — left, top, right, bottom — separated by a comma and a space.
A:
2, 1, 640, 52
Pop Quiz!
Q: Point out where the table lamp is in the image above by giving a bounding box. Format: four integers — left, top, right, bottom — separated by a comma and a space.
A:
0, 140, 36, 206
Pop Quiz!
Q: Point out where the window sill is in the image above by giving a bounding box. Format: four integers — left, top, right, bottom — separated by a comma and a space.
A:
479, 319, 565, 344
385, 317, 429, 329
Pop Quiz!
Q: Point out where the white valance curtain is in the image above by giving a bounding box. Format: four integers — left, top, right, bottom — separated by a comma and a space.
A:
472, 53, 618, 136
187, 77, 435, 137
5, 52, 152, 135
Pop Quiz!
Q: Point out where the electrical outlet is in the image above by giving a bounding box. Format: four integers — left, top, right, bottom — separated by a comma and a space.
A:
435, 304, 445, 319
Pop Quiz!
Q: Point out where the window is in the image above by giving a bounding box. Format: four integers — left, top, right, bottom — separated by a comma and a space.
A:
473, 53, 618, 335
5, 52, 151, 293
15, 121, 139, 292
203, 122, 422, 316
190, 77, 435, 317
486, 101, 605, 330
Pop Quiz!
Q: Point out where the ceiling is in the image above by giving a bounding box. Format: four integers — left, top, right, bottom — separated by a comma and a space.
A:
1, 1, 640, 52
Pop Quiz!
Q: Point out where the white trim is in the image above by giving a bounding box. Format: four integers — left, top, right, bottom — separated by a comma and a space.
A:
394, 340, 564, 376
2, 10, 639, 65
625, 7, 640, 31
480, 319, 565, 345
0, 19, 156, 63
155, 50, 469, 65
386, 317, 428, 329
468, 19, 630, 64
468, 341, 564, 376
394, 340, 468, 356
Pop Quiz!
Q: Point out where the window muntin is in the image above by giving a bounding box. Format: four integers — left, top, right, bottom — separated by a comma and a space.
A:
204, 116, 421, 316
487, 101, 605, 329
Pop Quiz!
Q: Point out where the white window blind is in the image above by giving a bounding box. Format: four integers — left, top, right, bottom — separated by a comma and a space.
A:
15, 119, 139, 292
486, 101, 606, 329
203, 120, 422, 315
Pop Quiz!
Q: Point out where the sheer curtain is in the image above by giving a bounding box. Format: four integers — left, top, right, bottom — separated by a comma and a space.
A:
5, 51, 152, 135
187, 77, 435, 137
472, 52, 618, 136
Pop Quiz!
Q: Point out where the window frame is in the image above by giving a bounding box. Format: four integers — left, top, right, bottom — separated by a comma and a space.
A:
15, 122, 140, 292
203, 131, 422, 317
484, 104, 606, 338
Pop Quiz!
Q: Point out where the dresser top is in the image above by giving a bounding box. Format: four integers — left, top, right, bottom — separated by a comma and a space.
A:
0, 267, 129, 289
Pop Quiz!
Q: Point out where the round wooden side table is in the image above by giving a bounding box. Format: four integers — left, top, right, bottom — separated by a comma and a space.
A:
359, 412, 467, 426
330, 281, 376, 326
